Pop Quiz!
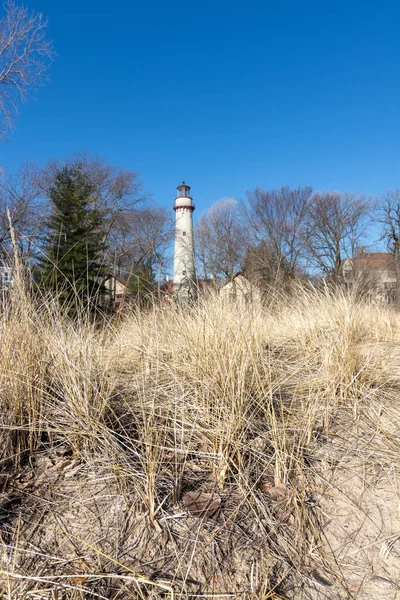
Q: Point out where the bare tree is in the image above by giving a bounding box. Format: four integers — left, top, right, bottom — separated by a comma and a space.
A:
375, 189, 400, 304
39, 155, 173, 282
0, 0, 54, 138
196, 198, 249, 282
243, 242, 292, 290
108, 205, 174, 279
41, 155, 146, 214
306, 191, 370, 280
40, 154, 148, 244
245, 186, 313, 276
0, 161, 42, 259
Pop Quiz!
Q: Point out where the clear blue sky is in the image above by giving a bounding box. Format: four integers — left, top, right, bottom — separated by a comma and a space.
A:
1, 0, 399, 223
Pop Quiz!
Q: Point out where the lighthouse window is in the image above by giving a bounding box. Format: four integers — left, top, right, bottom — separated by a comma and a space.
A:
183, 231, 187, 236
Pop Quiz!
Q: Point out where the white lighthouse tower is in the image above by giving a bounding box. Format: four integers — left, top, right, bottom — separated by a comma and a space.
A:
173, 181, 197, 302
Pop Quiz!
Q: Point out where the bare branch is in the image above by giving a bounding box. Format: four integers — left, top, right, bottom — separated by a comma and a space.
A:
0, 0, 54, 138
245, 186, 313, 275
305, 191, 370, 279
108, 205, 174, 276
196, 198, 249, 281
39, 155, 172, 278
0, 161, 42, 258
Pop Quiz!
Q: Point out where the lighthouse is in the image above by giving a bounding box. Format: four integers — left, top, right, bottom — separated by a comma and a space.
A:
173, 181, 197, 302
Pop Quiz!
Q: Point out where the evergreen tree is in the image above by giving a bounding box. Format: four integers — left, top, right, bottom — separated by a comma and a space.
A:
40, 164, 107, 309
128, 259, 157, 306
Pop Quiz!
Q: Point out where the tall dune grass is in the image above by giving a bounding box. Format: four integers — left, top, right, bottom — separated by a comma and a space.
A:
0, 279, 398, 598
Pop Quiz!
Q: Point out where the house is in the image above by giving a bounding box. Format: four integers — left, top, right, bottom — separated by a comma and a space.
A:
102, 275, 129, 309
219, 273, 262, 305
341, 246, 396, 303
0, 264, 14, 289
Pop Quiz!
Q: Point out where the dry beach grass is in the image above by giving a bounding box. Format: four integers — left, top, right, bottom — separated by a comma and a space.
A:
0, 278, 399, 599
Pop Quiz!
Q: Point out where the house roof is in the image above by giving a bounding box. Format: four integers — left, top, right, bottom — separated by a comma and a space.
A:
220, 273, 260, 291
354, 252, 396, 271
103, 274, 129, 287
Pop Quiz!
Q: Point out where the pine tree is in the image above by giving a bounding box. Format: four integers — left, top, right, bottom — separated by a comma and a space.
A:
128, 259, 157, 306
40, 164, 107, 309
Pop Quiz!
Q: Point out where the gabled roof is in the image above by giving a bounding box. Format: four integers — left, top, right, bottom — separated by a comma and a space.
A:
354, 252, 395, 271
220, 273, 260, 290
103, 274, 129, 287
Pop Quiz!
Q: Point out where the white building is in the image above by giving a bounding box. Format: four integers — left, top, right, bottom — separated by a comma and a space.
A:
173, 182, 197, 302
219, 273, 262, 305
0, 264, 15, 290
102, 275, 129, 309
341, 246, 397, 303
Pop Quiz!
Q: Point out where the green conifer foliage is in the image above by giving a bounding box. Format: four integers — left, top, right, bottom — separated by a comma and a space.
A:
41, 164, 107, 310
128, 259, 157, 306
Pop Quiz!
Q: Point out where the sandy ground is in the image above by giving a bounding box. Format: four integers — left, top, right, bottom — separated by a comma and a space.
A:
1, 343, 399, 599
303, 343, 400, 599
